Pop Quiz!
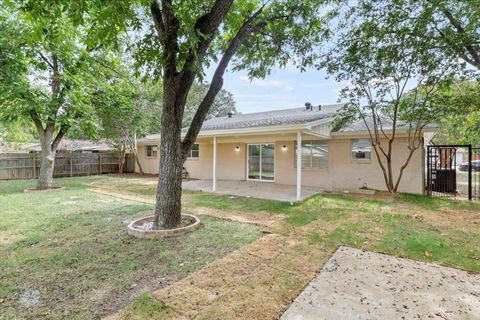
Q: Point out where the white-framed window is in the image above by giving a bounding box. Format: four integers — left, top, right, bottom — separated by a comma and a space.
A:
351, 139, 372, 160
146, 145, 158, 158
295, 140, 329, 169
187, 144, 199, 159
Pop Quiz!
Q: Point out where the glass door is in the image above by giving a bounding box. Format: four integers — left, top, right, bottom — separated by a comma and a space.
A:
248, 144, 275, 181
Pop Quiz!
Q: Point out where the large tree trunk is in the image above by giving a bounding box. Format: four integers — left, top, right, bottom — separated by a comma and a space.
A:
153, 87, 185, 229
37, 133, 56, 189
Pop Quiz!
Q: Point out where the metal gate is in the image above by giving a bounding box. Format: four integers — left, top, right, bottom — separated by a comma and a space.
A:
426, 145, 479, 200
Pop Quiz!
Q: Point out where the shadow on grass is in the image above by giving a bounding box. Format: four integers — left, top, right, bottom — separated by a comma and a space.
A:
399, 193, 480, 212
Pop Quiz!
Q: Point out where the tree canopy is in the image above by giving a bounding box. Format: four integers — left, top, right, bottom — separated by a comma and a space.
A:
0, 1, 129, 188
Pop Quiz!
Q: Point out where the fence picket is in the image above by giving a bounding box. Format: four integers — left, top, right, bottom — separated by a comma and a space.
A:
0, 152, 135, 180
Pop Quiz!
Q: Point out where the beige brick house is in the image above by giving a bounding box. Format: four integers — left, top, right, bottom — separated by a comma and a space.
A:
136, 104, 431, 200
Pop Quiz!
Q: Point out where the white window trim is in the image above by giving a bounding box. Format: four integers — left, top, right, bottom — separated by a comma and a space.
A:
145, 145, 158, 158
351, 139, 372, 162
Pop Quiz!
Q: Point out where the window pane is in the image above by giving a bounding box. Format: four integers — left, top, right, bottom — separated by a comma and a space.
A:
312, 142, 328, 168
352, 139, 371, 160
295, 141, 328, 169
261, 144, 275, 180
248, 145, 261, 179
189, 144, 200, 158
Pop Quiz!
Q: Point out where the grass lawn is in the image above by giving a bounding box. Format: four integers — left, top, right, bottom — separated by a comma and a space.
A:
106, 177, 480, 274
0, 176, 262, 320
93, 176, 480, 319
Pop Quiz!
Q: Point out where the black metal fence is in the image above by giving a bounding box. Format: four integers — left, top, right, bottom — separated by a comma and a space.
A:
426, 145, 479, 200
473, 147, 480, 201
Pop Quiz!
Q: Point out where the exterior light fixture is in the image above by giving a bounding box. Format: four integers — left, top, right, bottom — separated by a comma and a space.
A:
282, 145, 287, 151
235, 146, 240, 151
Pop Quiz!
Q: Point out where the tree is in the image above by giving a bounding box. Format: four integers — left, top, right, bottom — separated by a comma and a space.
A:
332, 0, 480, 72
324, 2, 456, 193
430, 80, 480, 145
94, 75, 237, 175
20, 0, 324, 228
0, 4, 117, 189
183, 85, 237, 127
94, 75, 143, 174
140, 0, 325, 229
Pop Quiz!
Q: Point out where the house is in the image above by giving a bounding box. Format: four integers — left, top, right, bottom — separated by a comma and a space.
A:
24, 139, 115, 153
136, 104, 431, 200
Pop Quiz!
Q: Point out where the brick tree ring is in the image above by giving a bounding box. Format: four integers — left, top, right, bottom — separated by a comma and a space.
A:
127, 214, 202, 239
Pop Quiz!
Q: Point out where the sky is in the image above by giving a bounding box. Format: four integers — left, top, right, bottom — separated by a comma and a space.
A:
206, 64, 345, 114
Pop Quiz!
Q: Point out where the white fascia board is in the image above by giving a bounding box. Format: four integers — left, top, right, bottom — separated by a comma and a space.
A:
193, 123, 308, 137
137, 123, 322, 144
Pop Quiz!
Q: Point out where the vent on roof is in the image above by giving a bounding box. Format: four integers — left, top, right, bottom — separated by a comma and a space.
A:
227, 111, 234, 118
305, 102, 312, 110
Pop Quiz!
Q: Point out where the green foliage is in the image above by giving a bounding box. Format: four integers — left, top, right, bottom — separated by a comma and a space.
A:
323, 0, 478, 134
183, 85, 237, 128
0, 2, 128, 143
0, 119, 36, 146
94, 76, 238, 143
127, 0, 327, 80
430, 80, 480, 145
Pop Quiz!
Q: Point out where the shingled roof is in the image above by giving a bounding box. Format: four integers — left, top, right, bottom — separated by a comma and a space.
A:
333, 116, 437, 132
189, 103, 344, 131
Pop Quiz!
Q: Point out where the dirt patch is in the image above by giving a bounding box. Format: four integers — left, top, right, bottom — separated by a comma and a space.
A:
18, 289, 40, 308
108, 235, 333, 320
89, 188, 284, 230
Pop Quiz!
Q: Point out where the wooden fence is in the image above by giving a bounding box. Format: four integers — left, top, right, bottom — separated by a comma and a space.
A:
0, 152, 135, 180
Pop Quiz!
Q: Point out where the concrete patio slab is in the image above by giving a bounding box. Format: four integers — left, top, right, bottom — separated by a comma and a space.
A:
182, 179, 323, 202
281, 246, 480, 320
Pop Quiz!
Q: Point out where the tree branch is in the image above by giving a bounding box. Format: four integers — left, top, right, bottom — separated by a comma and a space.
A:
181, 18, 267, 157
28, 110, 45, 138
51, 124, 69, 152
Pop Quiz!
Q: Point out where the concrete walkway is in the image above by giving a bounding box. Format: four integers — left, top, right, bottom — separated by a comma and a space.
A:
183, 179, 323, 202
281, 246, 480, 320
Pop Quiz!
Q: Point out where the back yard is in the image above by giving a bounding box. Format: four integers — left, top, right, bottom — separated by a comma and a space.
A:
0, 176, 261, 319
1, 175, 480, 319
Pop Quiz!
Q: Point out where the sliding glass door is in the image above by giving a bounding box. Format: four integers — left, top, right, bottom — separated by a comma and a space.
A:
248, 144, 275, 181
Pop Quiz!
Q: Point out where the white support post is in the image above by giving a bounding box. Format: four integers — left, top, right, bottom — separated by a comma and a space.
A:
213, 136, 217, 192
296, 131, 302, 201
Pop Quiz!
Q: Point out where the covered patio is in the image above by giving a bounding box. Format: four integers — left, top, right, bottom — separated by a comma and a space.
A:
182, 179, 324, 202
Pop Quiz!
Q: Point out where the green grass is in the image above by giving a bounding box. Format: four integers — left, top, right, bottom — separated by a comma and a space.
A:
128, 294, 172, 318
375, 213, 480, 271
0, 176, 262, 320
180, 187, 480, 272
6, 175, 478, 318
119, 182, 480, 273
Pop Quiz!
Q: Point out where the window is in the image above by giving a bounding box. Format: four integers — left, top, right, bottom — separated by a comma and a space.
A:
146, 145, 158, 157
295, 140, 328, 169
352, 139, 372, 160
187, 144, 199, 159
